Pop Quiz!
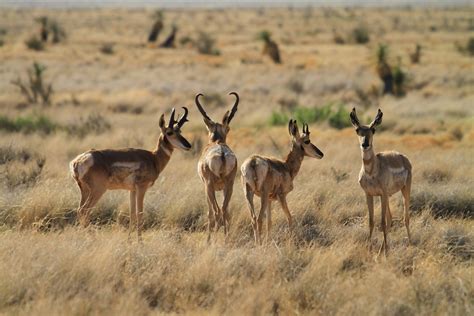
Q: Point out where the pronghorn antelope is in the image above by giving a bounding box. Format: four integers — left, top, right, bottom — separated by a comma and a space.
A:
350, 108, 412, 256
195, 92, 239, 239
241, 120, 324, 245
70, 108, 191, 239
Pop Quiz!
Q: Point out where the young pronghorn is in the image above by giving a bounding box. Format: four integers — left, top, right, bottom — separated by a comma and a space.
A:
350, 108, 412, 256
195, 92, 239, 240
241, 120, 324, 245
70, 108, 191, 239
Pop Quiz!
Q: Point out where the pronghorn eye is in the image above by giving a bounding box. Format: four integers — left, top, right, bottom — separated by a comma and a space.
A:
166, 131, 173, 136
304, 140, 310, 144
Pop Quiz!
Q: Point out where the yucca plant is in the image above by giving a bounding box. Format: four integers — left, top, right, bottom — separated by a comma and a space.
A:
148, 10, 164, 43
258, 30, 281, 64
36, 16, 49, 42
410, 43, 421, 63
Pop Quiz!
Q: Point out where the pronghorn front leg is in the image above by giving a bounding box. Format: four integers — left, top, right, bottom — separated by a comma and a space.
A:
128, 190, 137, 240
265, 200, 272, 244
379, 194, 390, 257
135, 185, 147, 241
278, 193, 293, 234
366, 194, 374, 249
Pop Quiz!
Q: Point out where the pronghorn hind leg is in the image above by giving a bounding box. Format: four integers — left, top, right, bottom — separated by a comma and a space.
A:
265, 200, 272, 244
243, 183, 258, 244
204, 184, 216, 242
257, 190, 269, 246
386, 199, 392, 229
78, 186, 106, 228
222, 175, 235, 236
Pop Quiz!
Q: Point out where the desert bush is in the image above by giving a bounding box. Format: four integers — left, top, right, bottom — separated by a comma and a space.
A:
467, 37, 474, 55
0, 38, 4, 47
333, 33, 345, 44
25, 36, 44, 51
65, 113, 111, 138
422, 168, 452, 183
0, 115, 57, 134
278, 97, 298, 111
328, 106, 351, 129
100, 43, 115, 55
286, 78, 304, 94
411, 191, 473, 218
179, 35, 193, 46
200, 92, 225, 107
352, 26, 370, 44
109, 103, 143, 115
196, 32, 220, 55
440, 225, 472, 261
11, 62, 53, 105
0, 145, 45, 189
376, 44, 393, 95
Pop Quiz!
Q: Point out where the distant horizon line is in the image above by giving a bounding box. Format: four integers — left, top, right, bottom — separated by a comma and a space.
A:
0, 0, 472, 9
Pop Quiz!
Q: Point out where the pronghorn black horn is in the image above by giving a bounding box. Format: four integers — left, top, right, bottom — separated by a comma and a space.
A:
195, 93, 212, 121
177, 107, 189, 128
226, 92, 239, 124
168, 107, 176, 128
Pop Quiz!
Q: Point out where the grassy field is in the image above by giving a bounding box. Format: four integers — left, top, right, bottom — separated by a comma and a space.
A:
0, 6, 473, 315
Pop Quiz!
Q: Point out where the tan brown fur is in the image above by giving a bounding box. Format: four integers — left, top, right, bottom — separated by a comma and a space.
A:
70, 108, 191, 239
350, 108, 412, 256
241, 120, 323, 244
195, 92, 239, 240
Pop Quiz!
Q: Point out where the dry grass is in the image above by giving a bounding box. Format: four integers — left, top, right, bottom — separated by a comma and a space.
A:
0, 6, 473, 315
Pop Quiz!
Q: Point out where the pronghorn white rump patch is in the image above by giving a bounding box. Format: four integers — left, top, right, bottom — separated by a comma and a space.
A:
205, 146, 237, 177
70, 153, 94, 180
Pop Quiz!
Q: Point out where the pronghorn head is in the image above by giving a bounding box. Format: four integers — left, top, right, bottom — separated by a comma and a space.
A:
195, 92, 239, 143
288, 119, 324, 159
159, 107, 192, 151
350, 108, 383, 152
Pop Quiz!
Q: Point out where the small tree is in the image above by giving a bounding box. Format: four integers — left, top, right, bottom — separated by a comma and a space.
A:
258, 30, 281, 64
11, 62, 53, 105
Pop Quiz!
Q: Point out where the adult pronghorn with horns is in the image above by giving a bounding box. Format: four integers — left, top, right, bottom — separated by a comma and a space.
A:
195, 92, 239, 240
70, 107, 191, 239
350, 108, 412, 256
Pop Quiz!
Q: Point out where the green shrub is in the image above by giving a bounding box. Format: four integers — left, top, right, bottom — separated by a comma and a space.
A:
352, 26, 370, 44
328, 106, 351, 129
269, 103, 350, 129
0, 115, 57, 134
25, 36, 44, 51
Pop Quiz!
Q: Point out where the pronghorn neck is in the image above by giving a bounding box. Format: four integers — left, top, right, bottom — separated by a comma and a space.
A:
361, 146, 377, 175
285, 142, 305, 179
153, 135, 174, 173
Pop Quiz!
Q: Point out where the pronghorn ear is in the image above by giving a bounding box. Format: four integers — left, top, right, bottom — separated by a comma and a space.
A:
350, 107, 361, 128
288, 119, 299, 138
369, 109, 383, 130
159, 114, 166, 130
